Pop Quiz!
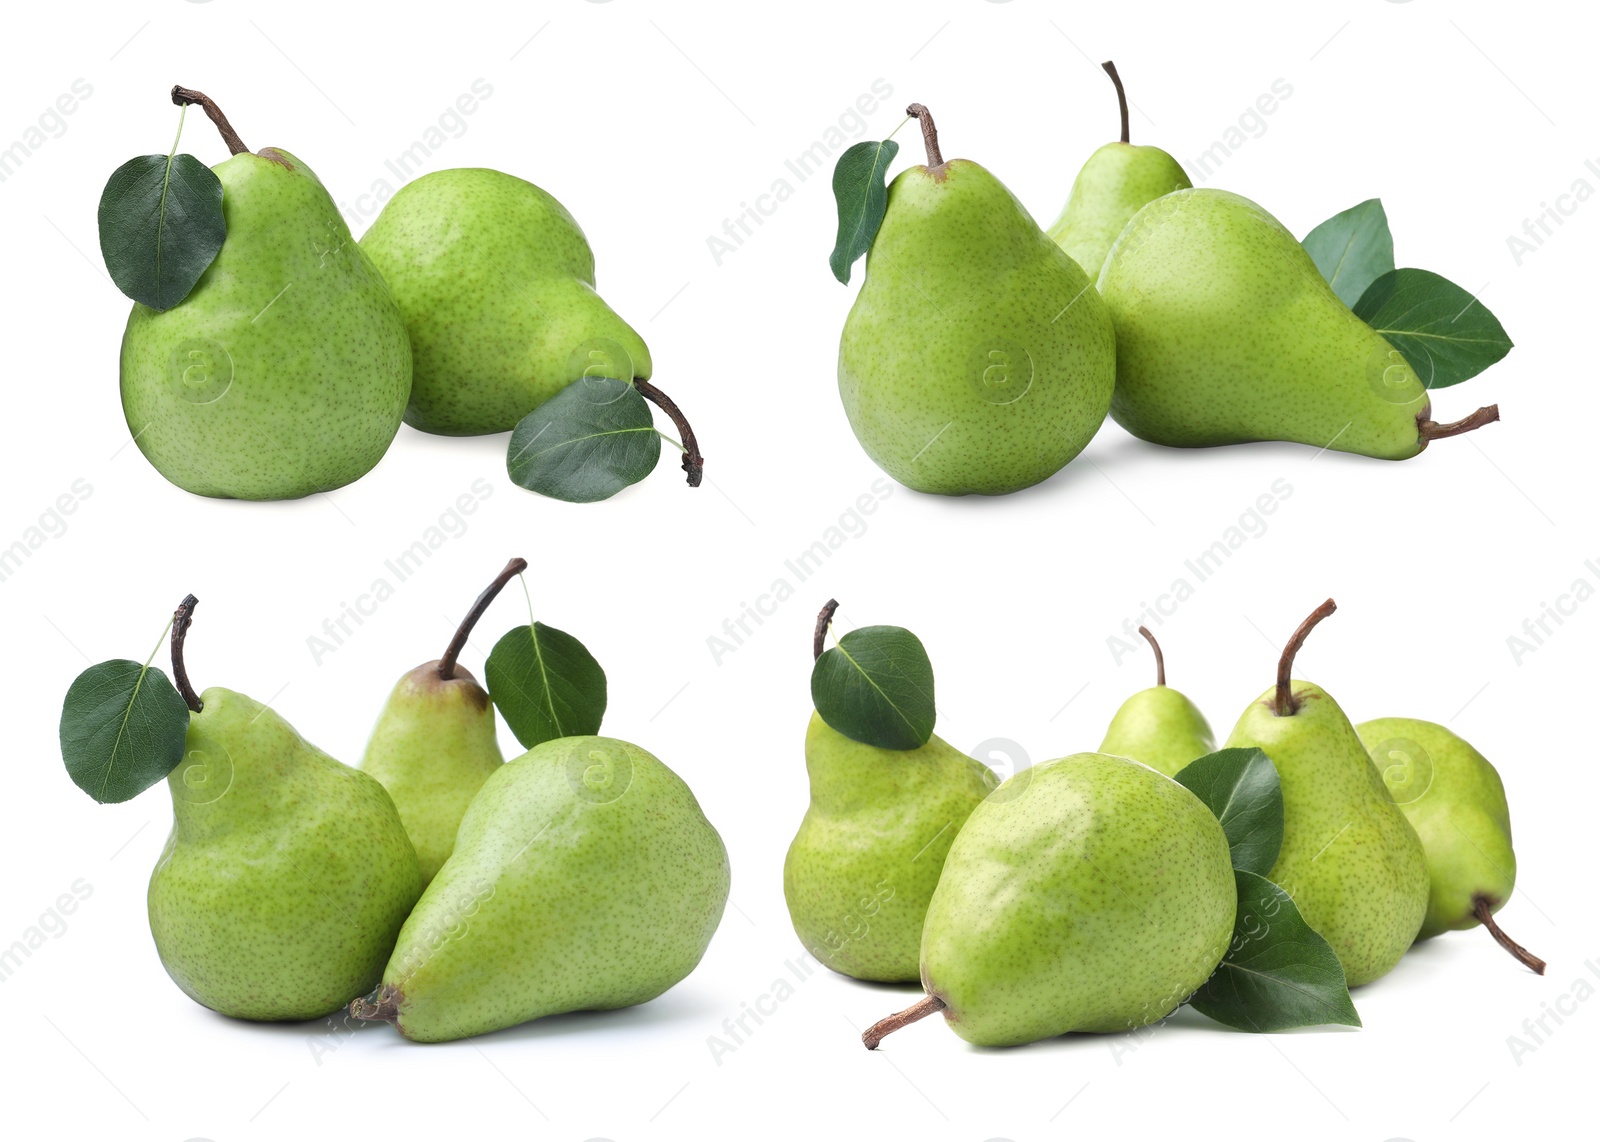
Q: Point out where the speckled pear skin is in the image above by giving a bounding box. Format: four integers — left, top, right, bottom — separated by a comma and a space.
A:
360, 662, 505, 886
1099, 188, 1431, 458
783, 712, 995, 982
1046, 142, 1192, 281
1226, 684, 1428, 985
838, 159, 1116, 496
921, 753, 1235, 1047
376, 736, 729, 1042
1100, 686, 1215, 778
359, 168, 652, 435
147, 687, 422, 1021
1357, 718, 1517, 939
120, 150, 412, 500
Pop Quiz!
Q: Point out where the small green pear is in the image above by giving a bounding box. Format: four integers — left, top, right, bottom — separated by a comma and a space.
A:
1099, 626, 1213, 776
1045, 61, 1192, 280
838, 104, 1116, 495
1224, 601, 1428, 986
1357, 718, 1544, 973
864, 752, 1235, 1049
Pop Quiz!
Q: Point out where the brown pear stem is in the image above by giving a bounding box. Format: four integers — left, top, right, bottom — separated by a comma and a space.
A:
905, 104, 943, 167
814, 599, 840, 662
1473, 896, 1546, 975
348, 983, 402, 1023
863, 994, 944, 1049
170, 594, 202, 713
438, 558, 528, 680
1419, 404, 1500, 443
633, 379, 704, 488
170, 86, 248, 155
1138, 625, 1165, 686
1102, 61, 1130, 144
1273, 599, 1336, 717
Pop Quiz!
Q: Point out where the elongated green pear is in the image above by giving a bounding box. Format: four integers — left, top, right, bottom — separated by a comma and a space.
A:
361, 559, 526, 885
1098, 188, 1499, 458
1225, 602, 1428, 986
121, 88, 411, 500
1046, 61, 1192, 280
864, 753, 1234, 1049
838, 104, 1116, 495
1099, 626, 1213, 776
1357, 718, 1544, 973
352, 736, 729, 1042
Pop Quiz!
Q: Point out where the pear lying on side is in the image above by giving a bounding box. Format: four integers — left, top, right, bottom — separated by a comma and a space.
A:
1099, 626, 1213, 776
1358, 718, 1544, 973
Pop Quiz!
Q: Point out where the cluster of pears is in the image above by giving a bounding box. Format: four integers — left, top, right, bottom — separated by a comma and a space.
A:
835, 63, 1501, 496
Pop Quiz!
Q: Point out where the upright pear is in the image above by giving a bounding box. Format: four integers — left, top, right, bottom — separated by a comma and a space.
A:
1225, 601, 1428, 986
1099, 626, 1213, 776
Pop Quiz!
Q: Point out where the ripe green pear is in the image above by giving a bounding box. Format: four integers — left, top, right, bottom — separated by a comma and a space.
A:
360, 168, 651, 435
148, 688, 422, 1021
1099, 627, 1213, 776
784, 711, 994, 982
838, 107, 1116, 495
353, 736, 728, 1042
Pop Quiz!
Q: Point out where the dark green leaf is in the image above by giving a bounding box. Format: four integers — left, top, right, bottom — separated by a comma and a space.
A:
1188, 871, 1361, 1033
98, 153, 225, 311
829, 139, 899, 284
507, 375, 661, 503
1173, 747, 1284, 876
1301, 198, 1393, 308
485, 622, 607, 749
1352, 268, 1514, 388
811, 625, 934, 750
60, 660, 191, 803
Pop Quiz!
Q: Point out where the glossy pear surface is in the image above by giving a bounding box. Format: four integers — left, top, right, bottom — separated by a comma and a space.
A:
838, 159, 1116, 495
1099, 188, 1431, 458
121, 150, 411, 499
783, 712, 994, 982
360, 168, 651, 435
1046, 141, 1191, 280
148, 688, 421, 1020
920, 753, 1234, 1046
1100, 685, 1214, 777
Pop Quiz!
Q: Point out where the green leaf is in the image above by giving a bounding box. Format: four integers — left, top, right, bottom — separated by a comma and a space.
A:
1301, 198, 1393, 308
1188, 871, 1361, 1033
1352, 268, 1514, 388
829, 138, 899, 284
507, 375, 662, 503
98, 153, 225, 311
485, 622, 607, 749
1173, 747, 1284, 877
811, 625, 934, 750
60, 660, 191, 803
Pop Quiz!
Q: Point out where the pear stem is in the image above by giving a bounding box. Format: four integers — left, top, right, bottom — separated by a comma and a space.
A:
1473, 896, 1546, 975
863, 994, 944, 1049
1138, 625, 1165, 686
170, 594, 202, 713
438, 558, 528, 680
170, 86, 248, 156
633, 379, 704, 487
905, 104, 943, 167
1273, 599, 1336, 717
1102, 61, 1130, 144
813, 599, 841, 662
349, 983, 402, 1024
1419, 404, 1500, 444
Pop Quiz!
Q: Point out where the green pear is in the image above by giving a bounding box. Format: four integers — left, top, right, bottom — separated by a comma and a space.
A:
864, 752, 1234, 1049
351, 736, 729, 1042
838, 104, 1116, 495
1224, 601, 1428, 986
359, 168, 651, 435
1098, 188, 1499, 458
1045, 61, 1192, 280
120, 89, 411, 500
1357, 718, 1544, 973
784, 711, 994, 982
1099, 626, 1213, 776
149, 688, 421, 1020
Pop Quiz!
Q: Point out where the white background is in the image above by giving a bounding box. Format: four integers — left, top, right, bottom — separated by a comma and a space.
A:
1, 1, 1593, 1138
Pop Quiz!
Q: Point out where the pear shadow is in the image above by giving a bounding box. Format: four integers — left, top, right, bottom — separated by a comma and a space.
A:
363, 983, 725, 1048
